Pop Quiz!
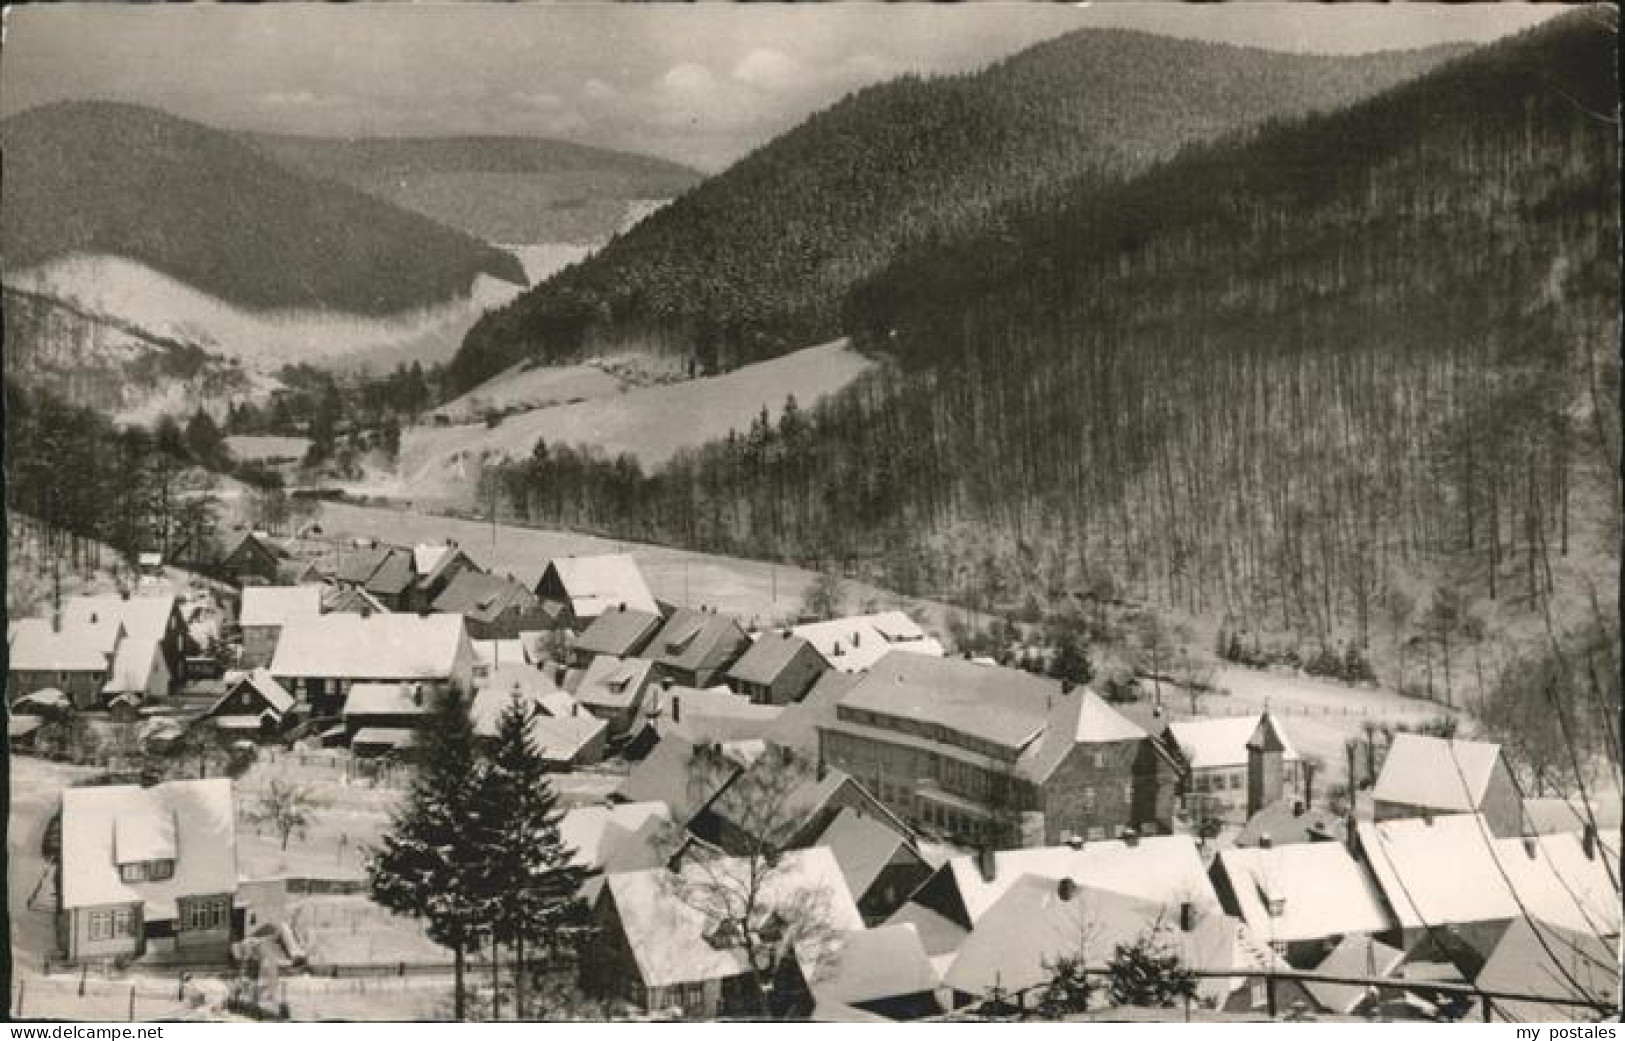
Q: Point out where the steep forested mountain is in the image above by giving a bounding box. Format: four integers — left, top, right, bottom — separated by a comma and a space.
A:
250, 134, 700, 244
1, 102, 526, 315
448, 32, 1466, 393
481, 11, 1620, 688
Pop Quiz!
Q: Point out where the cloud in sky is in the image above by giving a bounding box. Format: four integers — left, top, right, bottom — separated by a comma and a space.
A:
0, 3, 1562, 171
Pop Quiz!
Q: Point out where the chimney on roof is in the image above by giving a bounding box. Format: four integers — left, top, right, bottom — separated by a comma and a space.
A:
1123, 828, 1139, 848
120, 588, 131, 601
1421, 809, 1433, 826
671, 696, 681, 724
661, 676, 673, 691
975, 847, 997, 883
1180, 901, 1197, 932
572, 702, 580, 717
1065, 833, 1085, 851
1060, 680, 1074, 696
1583, 823, 1598, 861
51, 609, 62, 634
852, 632, 860, 647
1267, 893, 1286, 918
1258, 833, 1273, 850
554, 665, 568, 686
1292, 800, 1305, 818
1523, 835, 1538, 859
1057, 877, 1077, 901
411, 683, 424, 707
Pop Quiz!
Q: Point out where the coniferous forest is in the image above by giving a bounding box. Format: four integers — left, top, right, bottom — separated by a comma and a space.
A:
448, 33, 1466, 393
480, 12, 1619, 672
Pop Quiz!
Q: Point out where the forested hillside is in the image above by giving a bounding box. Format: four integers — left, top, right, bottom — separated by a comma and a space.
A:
251, 134, 699, 244
447, 33, 1464, 393
479, 12, 1620, 697
1, 102, 526, 315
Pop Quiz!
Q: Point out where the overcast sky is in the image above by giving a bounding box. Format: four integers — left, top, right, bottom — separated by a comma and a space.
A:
1, 3, 1565, 171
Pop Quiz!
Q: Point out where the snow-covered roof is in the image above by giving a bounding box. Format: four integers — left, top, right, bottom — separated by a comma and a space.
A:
352, 727, 418, 750
942, 875, 1239, 1003
544, 554, 658, 619
559, 802, 672, 871
938, 834, 1220, 928
1167, 714, 1302, 771
343, 682, 430, 718
817, 807, 914, 902
7, 618, 120, 673
1356, 814, 1621, 934
727, 632, 825, 687
575, 655, 656, 711
469, 666, 565, 734
1213, 843, 1395, 943
472, 639, 528, 671
60, 779, 236, 918
1477, 918, 1620, 1023
833, 652, 1144, 782
270, 613, 467, 680
526, 710, 607, 763
238, 586, 322, 629
209, 668, 295, 715
603, 846, 864, 990
813, 924, 939, 1007
1371, 733, 1504, 812
413, 543, 452, 579
61, 593, 175, 646
574, 608, 664, 659
788, 612, 944, 674
1305, 935, 1405, 1015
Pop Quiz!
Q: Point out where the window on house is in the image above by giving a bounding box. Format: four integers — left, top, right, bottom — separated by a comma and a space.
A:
148, 859, 174, 881
89, 912, 110, 941
120, 862, 146, 884
1081, 787, 1096, 811
1093, 750, 1107, 769
182, 896, 229, 932
676, 980, 707, 1014
1087, 826, 1106, 840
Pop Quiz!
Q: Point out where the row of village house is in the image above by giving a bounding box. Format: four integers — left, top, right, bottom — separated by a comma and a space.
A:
16, 541, 1618, 1018
50, 725, 1619, 1021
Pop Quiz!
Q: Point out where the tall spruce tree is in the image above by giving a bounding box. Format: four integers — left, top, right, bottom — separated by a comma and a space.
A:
469, 695, 594, 1020
368, 688, 484, 1020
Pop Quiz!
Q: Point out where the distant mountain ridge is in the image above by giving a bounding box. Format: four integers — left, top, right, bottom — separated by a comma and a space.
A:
250, 133, 701, 244
1, 101, 527, 316
448, 30, 1470, 394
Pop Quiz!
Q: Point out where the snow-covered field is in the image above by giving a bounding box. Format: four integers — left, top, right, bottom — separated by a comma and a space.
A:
391, 338, 873, 500
5, 245, 588, 376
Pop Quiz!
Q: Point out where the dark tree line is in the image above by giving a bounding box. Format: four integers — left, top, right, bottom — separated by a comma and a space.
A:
473, 14, 1618, 695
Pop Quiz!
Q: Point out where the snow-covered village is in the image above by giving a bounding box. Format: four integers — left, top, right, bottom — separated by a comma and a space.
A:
4, 1, 1620, 1028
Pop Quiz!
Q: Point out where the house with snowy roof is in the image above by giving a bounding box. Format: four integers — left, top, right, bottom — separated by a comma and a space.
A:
333, 543, 417, 611
432, 570, 547, 639
817, 652, 1179, 847
789, 611, 944, 674
8, 617, 126, 707
1209, 840, 1396, 966
1372, 734, 1523, 837
727, 631, 830, 705
593, 846, 864, 1018
534, 554, 658, 630
647, 608, 753, 689
1166, 712, 1301, 822
237, 585, 321, 668
814, 806, 933, 925
408, 541, 481, 613
1354, 814, 1620, 958
57, 778, 238, 964
197, 669, 296, 739
571, 606, 664, 667
270, 612, 474, 718
574, 655, 659, 737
